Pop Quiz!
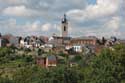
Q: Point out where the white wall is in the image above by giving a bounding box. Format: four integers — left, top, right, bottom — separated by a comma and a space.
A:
73, 45, 82, 52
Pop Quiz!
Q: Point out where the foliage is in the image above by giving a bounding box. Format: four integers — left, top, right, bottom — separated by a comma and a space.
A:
0, 44, 125, 83
84, 44, 125, 83
13, 65, 84, 83
0, 77, 13, 83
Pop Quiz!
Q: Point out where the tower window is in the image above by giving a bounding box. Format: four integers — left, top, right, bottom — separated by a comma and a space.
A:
64, 26, 66, 31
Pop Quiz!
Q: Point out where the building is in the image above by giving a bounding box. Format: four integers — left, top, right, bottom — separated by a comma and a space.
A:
39, 36, 48, 43
47, 14, 71, 47
61, 14, 68, 37
48, 36, 63, 47
1, 35, 10, 47
36, 55, 57, 68
64, 36, 98, 53
19, 36, 46, 49
72, 45, 82, 52
46, 14, 99, 54
119, 40, 125, 44
9, 36, 19, 47
70, 36, 97, 46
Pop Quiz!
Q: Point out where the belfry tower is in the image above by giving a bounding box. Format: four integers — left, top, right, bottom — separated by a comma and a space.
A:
61, 14, 68, 37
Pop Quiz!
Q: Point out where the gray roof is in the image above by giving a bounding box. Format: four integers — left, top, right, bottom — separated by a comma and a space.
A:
48, 55, 56, 61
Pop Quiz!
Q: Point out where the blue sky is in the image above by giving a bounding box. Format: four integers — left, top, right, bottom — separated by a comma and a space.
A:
0, 0, 125, 38
87, 0, 96, 4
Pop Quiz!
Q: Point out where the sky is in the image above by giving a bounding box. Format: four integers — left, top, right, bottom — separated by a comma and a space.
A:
0, 0, 125, 38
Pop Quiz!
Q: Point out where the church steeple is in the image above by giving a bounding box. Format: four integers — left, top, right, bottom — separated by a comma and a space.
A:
61, 14, 68, 37
62, 14, 68, 23
0, 33, 1, 37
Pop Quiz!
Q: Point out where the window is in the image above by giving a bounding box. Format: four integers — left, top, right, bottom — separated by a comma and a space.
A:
64, 26, 66, 31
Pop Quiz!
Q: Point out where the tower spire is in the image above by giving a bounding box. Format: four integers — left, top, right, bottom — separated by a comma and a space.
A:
64, 14, 66, 20
61, 14, 68, 37
62, 14, 67, 23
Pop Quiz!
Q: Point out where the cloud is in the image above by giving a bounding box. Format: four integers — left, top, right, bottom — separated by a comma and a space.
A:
0, 0, 87, 19
70, 16, 121, 38
18, 21, 53, 36
2, 5, 40, 17
67, 0, 119, 21
104, 17, 120, 30
0, 18, 61, 36
0, 0, 124, 39
41, 23, 61, 36
0, 0, 26, 5
65, 0, 122, 38
41, 23, 52, 31
97, 16, 121, 37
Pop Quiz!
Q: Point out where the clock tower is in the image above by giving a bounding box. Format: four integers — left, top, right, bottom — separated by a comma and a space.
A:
61, 14, 68, 37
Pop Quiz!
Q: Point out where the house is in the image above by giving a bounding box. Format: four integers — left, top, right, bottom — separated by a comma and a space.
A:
47, 55, 57, 67
0, 38, 9, 47
103, 37, 120, 47
35, 39, 45, 47
9, 36, 19, 47
119, 39, 125, 44
36, 57, 46, 67
20, 38, 25, 47
19, 36, 46, 49
36, 55, 57, 68
0, 34, 20, 47
72, 45, 82, 53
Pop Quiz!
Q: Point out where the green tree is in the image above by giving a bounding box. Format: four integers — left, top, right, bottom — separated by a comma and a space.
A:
85, 44, 125, 83
0, 77, 13, 83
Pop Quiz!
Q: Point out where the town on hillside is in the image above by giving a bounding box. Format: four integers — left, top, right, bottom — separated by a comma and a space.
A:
0, 0, 125, 82
0, 14, 125, 68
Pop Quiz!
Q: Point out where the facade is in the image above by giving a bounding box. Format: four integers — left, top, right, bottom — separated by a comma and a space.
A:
70, 36, 97, 46
51, 36, 63, 47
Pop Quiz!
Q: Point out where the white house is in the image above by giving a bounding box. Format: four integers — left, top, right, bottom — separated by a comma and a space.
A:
73, 45, 82, 52
20, 39, 25, 47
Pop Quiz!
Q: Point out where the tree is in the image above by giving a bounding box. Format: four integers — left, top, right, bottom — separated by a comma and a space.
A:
85, 44, 125, 83
13, 64, 84, 83
37, 48, 44, 56
0, 77, 13, 83
0, 47, 14, 63
24, 55, 34, 63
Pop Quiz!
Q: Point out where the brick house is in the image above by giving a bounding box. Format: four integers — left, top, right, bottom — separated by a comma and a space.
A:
36, 55, 57, 68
